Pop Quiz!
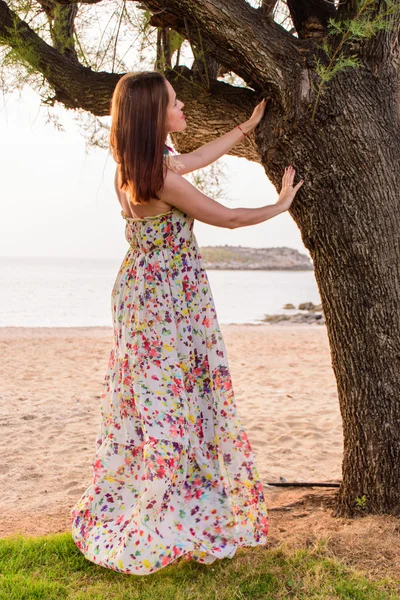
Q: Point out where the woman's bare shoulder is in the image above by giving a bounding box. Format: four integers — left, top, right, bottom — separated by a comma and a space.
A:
161, 167, 184, 187
115, 166, 172, 217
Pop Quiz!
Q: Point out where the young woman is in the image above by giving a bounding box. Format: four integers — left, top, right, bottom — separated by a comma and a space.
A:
71, 71, 304, 576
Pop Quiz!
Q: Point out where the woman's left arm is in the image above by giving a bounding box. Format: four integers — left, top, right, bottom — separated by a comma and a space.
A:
176, 98, 269, 174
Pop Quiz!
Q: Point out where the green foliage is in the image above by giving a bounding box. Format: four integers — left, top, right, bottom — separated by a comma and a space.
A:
314, 54, 362, 84
311, 0, 400, 121
0, 13, 43, 75
355, 494, 368, 510
50, 5, 76, 53
169, 30, 185, 57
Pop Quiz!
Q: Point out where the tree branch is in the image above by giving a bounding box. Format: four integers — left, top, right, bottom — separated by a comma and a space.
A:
167, 66, 262, 163
261, 0, 277, 20
155, 27, 172, 71
0, 2, 262, 161
37, 0, 79, 63
140, 0, 303, 101
0, 0, 119, 112
44, 0, 310, 113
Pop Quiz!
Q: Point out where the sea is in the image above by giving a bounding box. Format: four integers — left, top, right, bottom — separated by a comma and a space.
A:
1, 256, 321, 327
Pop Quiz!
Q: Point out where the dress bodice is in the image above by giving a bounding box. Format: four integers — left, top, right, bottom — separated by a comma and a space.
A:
121, 207, 194, 255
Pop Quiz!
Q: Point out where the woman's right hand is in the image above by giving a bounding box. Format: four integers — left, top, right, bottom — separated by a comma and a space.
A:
276, 166, 304, 211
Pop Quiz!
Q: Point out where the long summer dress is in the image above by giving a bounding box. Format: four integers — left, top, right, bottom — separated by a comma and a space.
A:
70, 169, 269, 575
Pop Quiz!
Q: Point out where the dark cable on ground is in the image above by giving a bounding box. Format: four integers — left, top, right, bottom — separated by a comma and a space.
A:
266, 482, 340, 488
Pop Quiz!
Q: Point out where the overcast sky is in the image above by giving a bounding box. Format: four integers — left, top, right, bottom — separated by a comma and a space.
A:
0, 85, 308, 260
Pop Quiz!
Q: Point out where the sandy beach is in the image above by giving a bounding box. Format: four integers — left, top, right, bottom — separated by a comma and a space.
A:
0, 323, 343, 535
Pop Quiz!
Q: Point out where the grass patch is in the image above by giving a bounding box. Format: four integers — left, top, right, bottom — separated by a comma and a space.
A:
0, 533, 399, 599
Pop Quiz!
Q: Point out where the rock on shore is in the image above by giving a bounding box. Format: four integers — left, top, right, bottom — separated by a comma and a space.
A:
263, 301, 325, 325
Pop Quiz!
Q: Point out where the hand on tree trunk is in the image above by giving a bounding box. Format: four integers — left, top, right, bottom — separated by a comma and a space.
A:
276, 166, 304, 211
247, 97, 270, 130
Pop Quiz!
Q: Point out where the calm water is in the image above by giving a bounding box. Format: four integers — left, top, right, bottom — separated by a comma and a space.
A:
1, 256, 320, 327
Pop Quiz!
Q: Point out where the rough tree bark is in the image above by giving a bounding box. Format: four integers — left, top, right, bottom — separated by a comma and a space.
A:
1, 0, 399, 517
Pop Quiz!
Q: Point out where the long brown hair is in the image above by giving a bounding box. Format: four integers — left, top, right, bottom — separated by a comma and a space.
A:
110, 71, 169, 204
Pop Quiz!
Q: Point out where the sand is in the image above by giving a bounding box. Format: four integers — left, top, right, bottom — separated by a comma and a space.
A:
2, 324, 400, 580
0, 323, 342, 533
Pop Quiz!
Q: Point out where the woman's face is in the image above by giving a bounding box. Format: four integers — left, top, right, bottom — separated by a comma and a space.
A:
165, 79, 187, 134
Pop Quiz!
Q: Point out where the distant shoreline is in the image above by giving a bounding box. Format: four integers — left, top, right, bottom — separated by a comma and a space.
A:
204, 266, 313, 271
1, 249, 314, 271
200, 245, 313, 271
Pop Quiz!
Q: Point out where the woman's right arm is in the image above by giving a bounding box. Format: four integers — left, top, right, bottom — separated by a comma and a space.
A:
159, 166, 303, 229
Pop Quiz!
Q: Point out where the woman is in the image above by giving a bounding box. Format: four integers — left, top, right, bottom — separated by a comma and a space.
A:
71, 71, 304, 576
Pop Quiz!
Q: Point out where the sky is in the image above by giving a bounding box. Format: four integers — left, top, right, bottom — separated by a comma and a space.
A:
0, 86, 308, 260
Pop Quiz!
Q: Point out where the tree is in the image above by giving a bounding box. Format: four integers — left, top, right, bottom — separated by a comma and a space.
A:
1, 0, 399, 517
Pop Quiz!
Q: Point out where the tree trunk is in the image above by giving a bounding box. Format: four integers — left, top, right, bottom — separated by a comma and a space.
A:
259, 67, 400, 516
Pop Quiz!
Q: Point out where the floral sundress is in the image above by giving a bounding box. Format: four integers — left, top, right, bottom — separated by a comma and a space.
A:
70, 182, 269, 575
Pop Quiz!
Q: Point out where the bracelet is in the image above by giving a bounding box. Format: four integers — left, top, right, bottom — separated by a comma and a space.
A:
237, 124, 248, 137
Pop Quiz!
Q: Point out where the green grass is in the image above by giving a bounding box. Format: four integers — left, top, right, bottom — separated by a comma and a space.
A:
0, 533, 399, 600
